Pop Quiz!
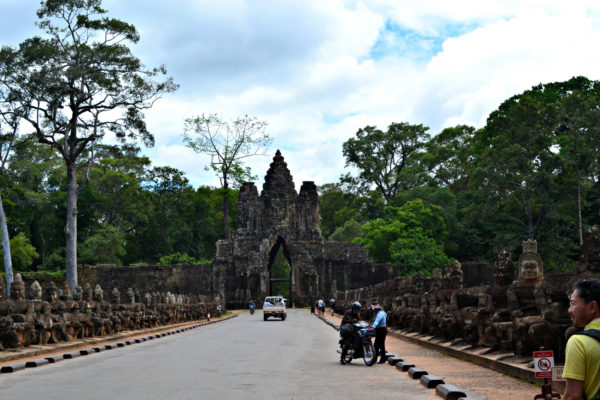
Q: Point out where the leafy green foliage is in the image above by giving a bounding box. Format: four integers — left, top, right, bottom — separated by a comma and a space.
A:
0, 232, 39, 271
329, 219, 363, 242
341, 122, 430, 202
158, 252, 206, 265
356, 199, 450, 275
78, 224, 126, 265
270, 247, 290, 298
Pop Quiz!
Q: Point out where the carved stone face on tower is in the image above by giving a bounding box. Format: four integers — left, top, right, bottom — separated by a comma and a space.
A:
44, 282, 59, 302
11, 274, 25, 300
431, 268, 442, 291
61, 283, 72, 300
29, 281, 42, 300
112, 288, 120, 304
414, 273, 424, 294
127, 288, 135, 304
93, 285, 104, 302
444, 260, 463, 289
83, 283, 92, 301
73, 285, 83, 301
517, 240, 543, 281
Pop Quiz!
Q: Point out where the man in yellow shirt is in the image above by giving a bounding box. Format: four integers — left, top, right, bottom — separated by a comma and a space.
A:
564, 278, 600, 400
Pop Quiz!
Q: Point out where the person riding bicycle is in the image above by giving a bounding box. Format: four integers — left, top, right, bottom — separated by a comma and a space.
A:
339, 301, 361, 365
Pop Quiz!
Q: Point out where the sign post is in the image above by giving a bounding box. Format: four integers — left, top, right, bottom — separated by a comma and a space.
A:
533, 350, 554, 379
533, 348, 561, 400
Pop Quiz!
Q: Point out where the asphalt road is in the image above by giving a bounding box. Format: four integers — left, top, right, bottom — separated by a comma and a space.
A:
0, 309, 439, 400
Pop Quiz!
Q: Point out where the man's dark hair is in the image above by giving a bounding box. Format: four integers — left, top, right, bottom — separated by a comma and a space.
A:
574, 278, 600, 305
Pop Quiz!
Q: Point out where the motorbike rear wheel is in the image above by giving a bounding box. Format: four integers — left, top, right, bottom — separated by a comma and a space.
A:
362, 342, 376, 366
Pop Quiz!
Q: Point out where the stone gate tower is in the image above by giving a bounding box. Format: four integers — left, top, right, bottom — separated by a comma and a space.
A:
213, 150, 397, 308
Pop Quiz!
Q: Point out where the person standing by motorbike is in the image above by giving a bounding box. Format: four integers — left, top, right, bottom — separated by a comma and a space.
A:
371, 300, 388, 363
339, 301, 361, 365
329, 298, 336, 315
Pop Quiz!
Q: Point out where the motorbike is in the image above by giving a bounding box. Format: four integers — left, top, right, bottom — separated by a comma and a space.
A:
249, 304, 255, 315
337, 321, 377, 366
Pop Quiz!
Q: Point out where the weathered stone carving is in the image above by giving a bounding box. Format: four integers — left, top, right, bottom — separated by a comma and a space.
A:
0, 274, 33, 349
214, 150, 397, 308
333, 237, 591, 364
0, 278, 218, 351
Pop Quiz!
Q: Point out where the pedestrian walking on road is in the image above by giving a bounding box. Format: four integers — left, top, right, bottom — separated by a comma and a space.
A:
217, 304, 222, 318
317, 299, 325, 316
371, 300, 388, 364
563, 278, 600, 400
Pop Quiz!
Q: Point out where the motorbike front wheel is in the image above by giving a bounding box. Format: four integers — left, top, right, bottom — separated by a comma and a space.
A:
362, 342, 376, 366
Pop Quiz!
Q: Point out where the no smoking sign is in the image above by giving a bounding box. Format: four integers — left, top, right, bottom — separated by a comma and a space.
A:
533, 350, 555, 378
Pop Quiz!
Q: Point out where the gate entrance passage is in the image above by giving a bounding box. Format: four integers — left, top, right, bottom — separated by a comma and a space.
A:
268, 236, 291, 299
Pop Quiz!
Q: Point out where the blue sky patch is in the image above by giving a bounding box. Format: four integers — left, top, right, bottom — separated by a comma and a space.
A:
367, 19, 479, 62
322, 112, 358, 125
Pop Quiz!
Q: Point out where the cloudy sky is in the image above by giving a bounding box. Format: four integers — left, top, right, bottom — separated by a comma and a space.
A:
2, 0, 600, 189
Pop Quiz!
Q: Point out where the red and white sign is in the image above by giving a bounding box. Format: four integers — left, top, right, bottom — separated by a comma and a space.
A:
533, 350, 555, 378
552, 366, 565, 382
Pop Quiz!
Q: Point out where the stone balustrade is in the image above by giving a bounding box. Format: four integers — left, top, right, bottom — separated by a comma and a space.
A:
0, 274, 220, 351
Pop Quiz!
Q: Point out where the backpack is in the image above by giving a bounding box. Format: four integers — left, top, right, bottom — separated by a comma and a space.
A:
574, 329, 600, 400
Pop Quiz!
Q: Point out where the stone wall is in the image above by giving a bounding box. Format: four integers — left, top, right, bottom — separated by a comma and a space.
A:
78, 264, 219, 301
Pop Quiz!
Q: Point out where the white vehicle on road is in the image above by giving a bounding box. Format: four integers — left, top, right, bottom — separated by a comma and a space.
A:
263, 296, 287, 321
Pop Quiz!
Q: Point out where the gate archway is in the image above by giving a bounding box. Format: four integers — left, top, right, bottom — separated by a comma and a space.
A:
212, 150, 391, 309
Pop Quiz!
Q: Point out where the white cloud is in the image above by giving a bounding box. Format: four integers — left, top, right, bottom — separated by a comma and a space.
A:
4, 1, 600, 190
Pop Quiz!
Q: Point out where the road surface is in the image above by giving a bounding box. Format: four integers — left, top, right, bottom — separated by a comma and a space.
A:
0, 309, 441, 400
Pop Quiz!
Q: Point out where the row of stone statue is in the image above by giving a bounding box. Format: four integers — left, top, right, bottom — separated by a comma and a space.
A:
334, 228, 600, 363
0, 274, 219, 351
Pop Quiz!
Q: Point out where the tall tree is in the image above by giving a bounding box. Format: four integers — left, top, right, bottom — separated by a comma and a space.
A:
475, 92, 560, 240
0, 109, 22, 294
182, 114, 271, 239
341, 122, 429, 202
423, 125, 477, 194
0, 0, 177, 290
554, 87, 600, 245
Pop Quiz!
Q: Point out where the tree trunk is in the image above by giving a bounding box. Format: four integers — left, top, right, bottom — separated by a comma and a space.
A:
65, 162, 78, 291
574, 140, 584, 247
526, 187, 535, 240
0, 190, 13, 295
222, 174, 230, 240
